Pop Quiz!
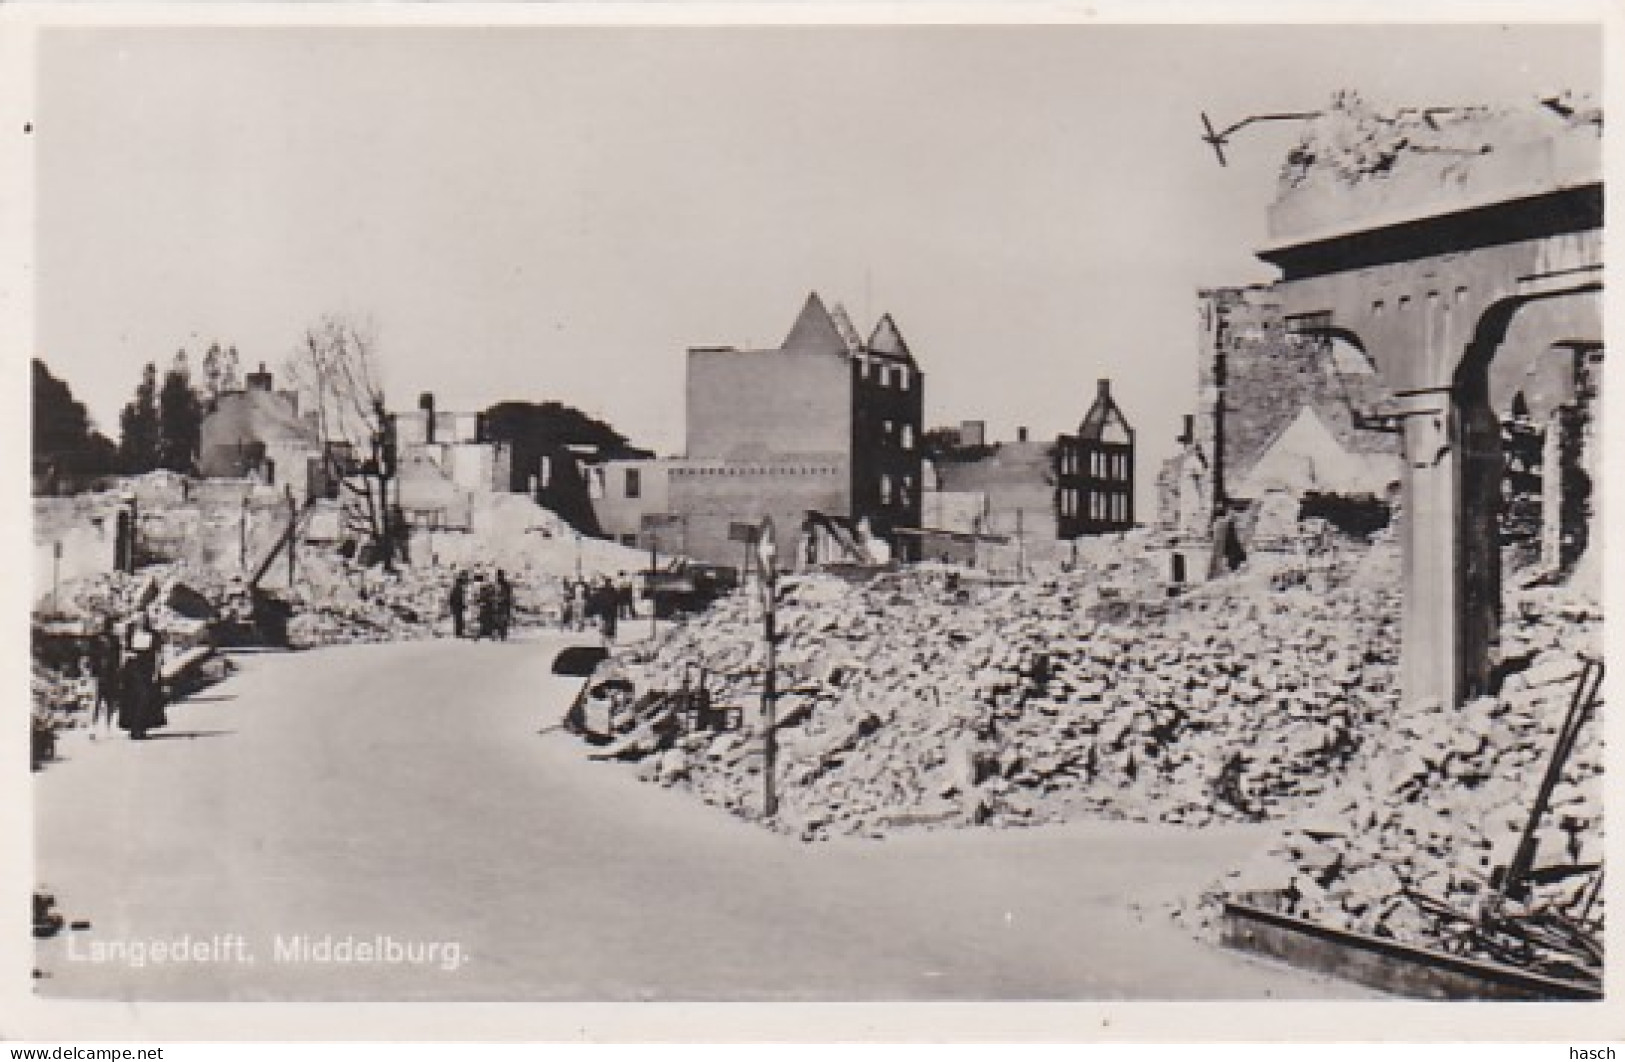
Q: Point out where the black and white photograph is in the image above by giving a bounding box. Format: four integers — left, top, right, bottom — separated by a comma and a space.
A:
7, 3, 1616, 1044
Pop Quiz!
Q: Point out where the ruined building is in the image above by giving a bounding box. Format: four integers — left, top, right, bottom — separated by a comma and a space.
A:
389, 393, 511, 531
924, 425, 1059, 569
1056, 379, 1136, 538
914, 381, 1136, 571
1255, 91, 1602, 708
594, 292, 925, 569
197, 364, 326, 500
1157, 286, 1402, 574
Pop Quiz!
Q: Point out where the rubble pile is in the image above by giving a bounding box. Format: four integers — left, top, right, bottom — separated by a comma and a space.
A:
601, 548, 1402, 841
419, 493, 649, 580
31, 664, 83, 768
1207, 582, 1603, 973
280, 557, 457, 648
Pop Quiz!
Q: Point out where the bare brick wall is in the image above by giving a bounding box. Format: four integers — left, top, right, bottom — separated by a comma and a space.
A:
686, 348, 852, 460
1162, 286, 1399, 531
1203, 287, 1395, 471
667, 458, 850, 568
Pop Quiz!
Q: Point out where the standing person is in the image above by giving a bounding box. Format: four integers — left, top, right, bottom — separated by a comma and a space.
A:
597, 576, 618, 641
91, 616, 122, 735
571, 579, 588, 633
475, 574, 498, 640
118, 611, 166, 741
558, 577, 574, 630
448, 570, 469, 639
494, 570, 514, 640
617, 573, 635, 620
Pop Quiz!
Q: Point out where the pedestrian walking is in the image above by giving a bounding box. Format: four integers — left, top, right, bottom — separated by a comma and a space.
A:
91, 616, 122, 734
118, 610, 166, 741
596, 576, 618, 640
559, 577, 575, 630
449, 570, 469, 639
495, 570, 514, 640
575, 581, 594, 633
475, 574, 499, 640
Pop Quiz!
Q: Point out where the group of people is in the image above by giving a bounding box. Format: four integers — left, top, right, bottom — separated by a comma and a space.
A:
558, 574, 638, 639
87, 610, 168, 741
447, 568, 515, 640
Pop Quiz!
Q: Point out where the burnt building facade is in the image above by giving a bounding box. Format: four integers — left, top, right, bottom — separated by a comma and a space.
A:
1055, 379, 1135, 538
1158, 286, 1400, 538
1255, 93, 1602, 708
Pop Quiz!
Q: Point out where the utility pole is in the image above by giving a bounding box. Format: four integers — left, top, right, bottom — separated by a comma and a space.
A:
757, 516, 779, 820
285, 485, 297, 587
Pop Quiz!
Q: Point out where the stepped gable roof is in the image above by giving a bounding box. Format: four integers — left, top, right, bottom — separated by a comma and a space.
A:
780, 291, 852, 357
866, 313, 913, 360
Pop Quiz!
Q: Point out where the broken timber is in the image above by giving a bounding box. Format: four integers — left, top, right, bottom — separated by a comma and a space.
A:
1221, 894, 1602, 1001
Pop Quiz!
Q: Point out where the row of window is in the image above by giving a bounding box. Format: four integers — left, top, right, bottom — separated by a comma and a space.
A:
859, 358, 913, 391
621, 462, 858, 500
1059, 488, 1130, 524
876, 420, 916, 450
669, 465, 842, 478
877, 474, 916, 506
1060, 448, 1131, 481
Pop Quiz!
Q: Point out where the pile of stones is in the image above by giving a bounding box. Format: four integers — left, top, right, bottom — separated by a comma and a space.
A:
603, 551, 1403, 841
1207, 582, 1604, 963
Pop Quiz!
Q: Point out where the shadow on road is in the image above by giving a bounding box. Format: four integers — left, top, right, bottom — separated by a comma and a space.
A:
140, 730, 237, 741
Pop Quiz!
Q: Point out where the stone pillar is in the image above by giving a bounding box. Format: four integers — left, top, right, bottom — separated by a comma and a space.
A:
1396, 390, 1461, 709
1396, 387, 1498, 709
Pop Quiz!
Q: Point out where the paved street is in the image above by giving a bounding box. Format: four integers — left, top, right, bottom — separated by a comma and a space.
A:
35, 631, 1373, 1001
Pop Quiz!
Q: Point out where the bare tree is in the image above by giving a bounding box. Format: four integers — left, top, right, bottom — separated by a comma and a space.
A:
284, 315, 404, 569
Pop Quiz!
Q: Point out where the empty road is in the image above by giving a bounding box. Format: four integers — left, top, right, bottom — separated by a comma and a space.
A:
35, 631, 1371, 1001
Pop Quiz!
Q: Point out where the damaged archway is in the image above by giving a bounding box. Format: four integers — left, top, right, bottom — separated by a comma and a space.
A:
1255, 99, 1602, 709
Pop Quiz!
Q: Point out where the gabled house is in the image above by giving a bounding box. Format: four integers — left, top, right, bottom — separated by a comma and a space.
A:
1055, 379, 1135, 538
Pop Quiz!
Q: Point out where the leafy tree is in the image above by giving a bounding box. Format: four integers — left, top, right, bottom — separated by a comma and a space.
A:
32, 358, 117, 483
156, 350, 204, 473
200, 342, 243, 406
118, 362, 161, 473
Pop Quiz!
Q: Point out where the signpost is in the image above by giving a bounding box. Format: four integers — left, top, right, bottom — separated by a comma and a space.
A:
728, 521, 759, 592
757, 515, 778, 820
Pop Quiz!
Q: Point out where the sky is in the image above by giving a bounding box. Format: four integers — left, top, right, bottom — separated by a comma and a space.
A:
31, 21, 1601, 513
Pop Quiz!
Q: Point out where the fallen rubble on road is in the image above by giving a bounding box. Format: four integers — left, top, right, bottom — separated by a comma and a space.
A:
591, 535, 1402, 841
577, 529, 1602, 984
1194, 579, 1604, 982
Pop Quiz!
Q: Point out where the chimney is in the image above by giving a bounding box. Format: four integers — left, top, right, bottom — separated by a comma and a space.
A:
1017, 426, 1029, 444
1180, 415, 1194, 444
246, 362, 273, 392
1098, 378, 1112, 400
419, 392, 436, 444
